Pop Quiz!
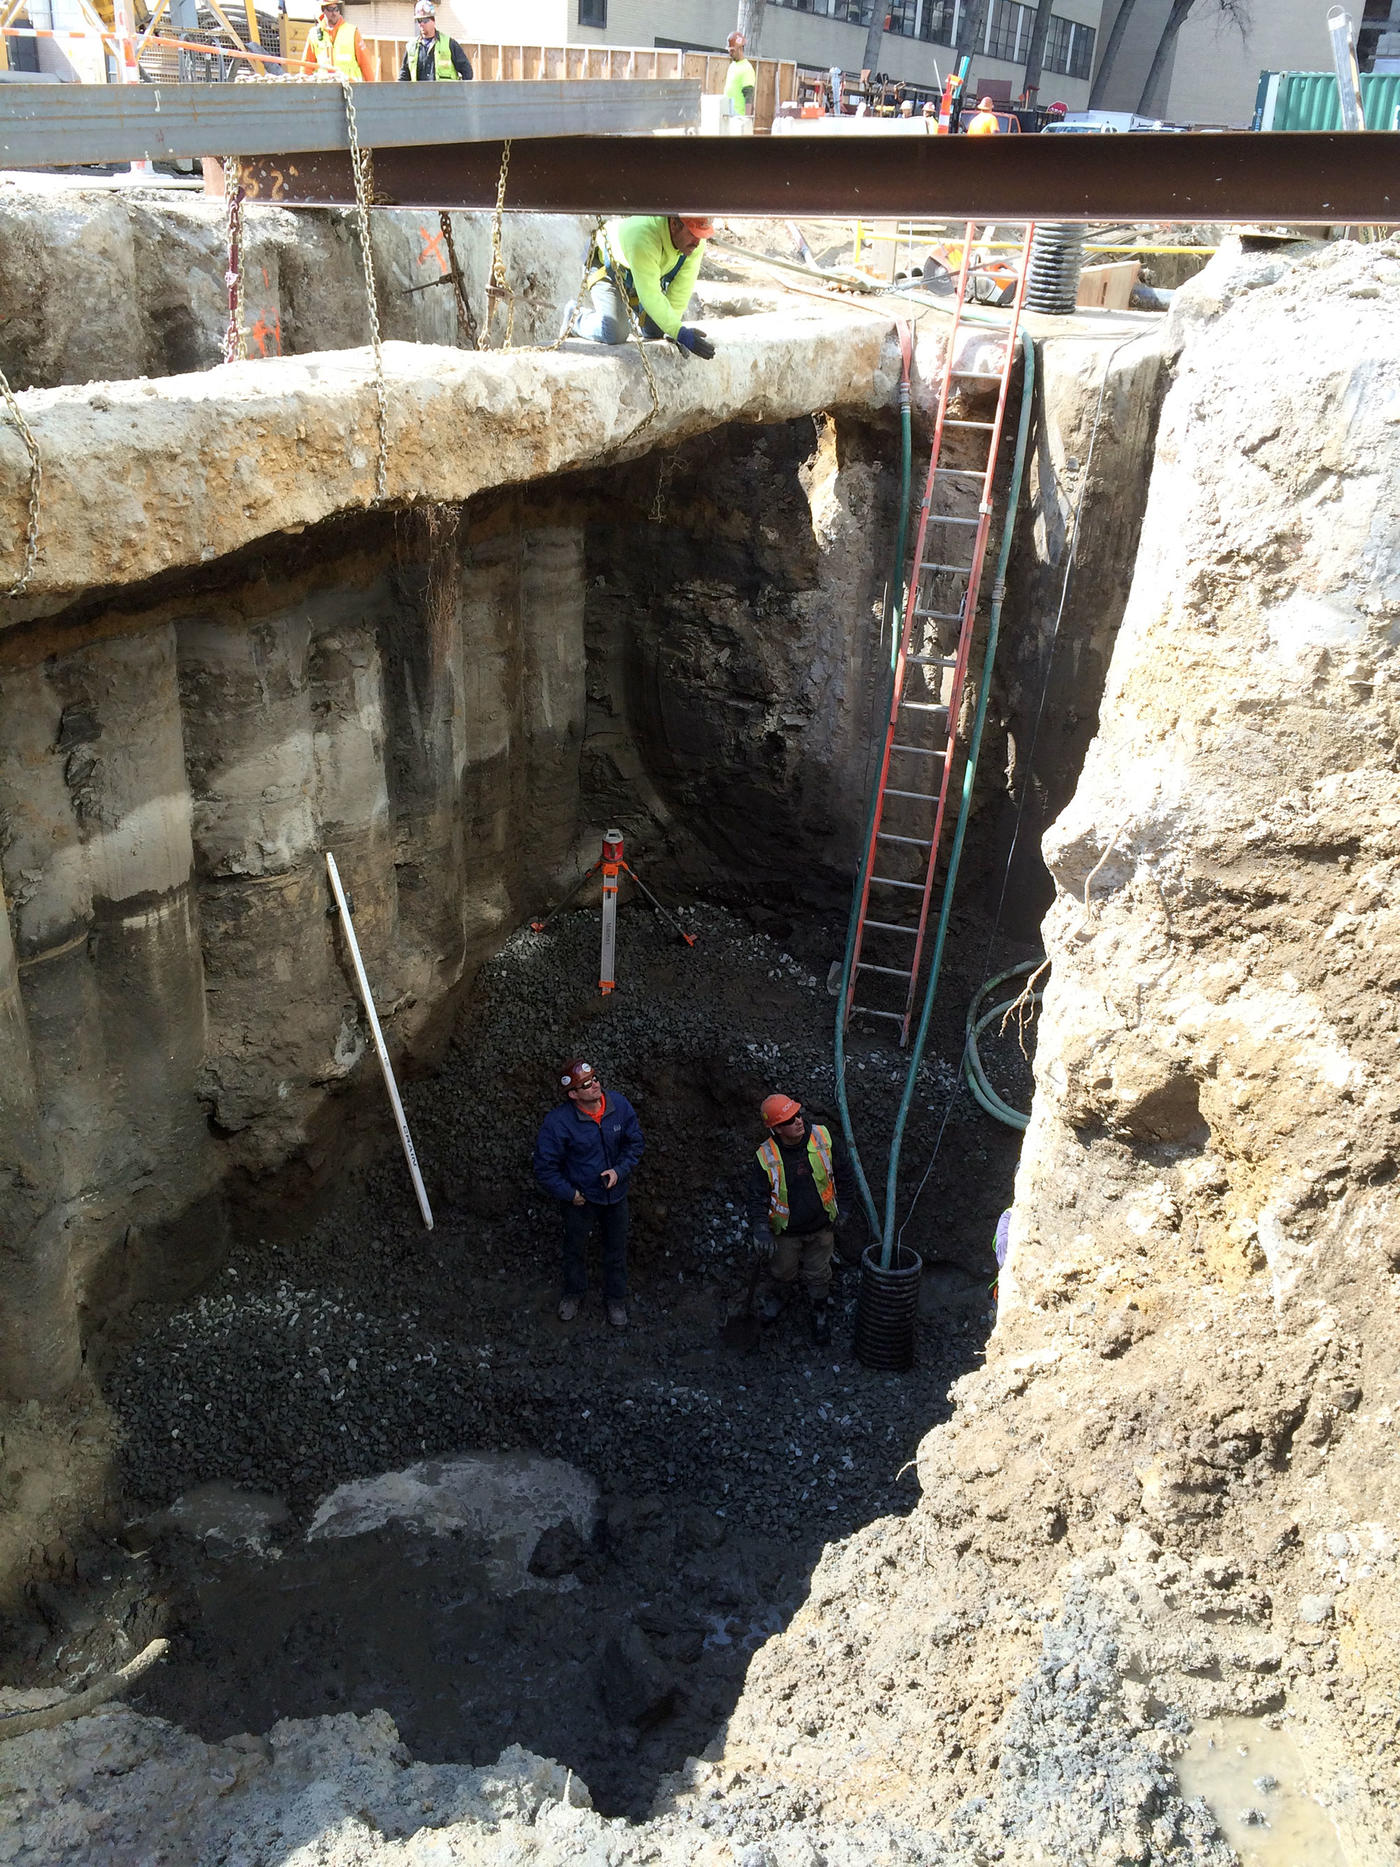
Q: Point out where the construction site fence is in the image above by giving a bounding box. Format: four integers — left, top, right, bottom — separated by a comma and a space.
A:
0, 18, 798, 131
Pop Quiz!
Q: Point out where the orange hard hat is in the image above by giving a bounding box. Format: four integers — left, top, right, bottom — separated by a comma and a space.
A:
677, 215, 716, 239
761, 1094, 802, 1128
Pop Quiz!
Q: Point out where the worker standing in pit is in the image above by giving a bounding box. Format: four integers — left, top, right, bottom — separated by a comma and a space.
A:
300, 0, 375, 80
747, 1094, 851, 1347
399, 0, 473, 81
573, 216, 718, 360
966, 96, 1002, 135
724, 29, 756, 117
533, 1061, 644, 1329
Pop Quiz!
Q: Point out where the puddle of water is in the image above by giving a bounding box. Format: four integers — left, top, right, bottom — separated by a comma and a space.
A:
1175, 1716, 1350, 1867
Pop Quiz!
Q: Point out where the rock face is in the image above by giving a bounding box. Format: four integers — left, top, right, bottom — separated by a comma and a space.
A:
704, 237, 1400, 1863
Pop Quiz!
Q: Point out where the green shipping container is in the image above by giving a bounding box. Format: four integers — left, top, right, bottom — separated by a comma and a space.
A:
1254, 69, 1400, 132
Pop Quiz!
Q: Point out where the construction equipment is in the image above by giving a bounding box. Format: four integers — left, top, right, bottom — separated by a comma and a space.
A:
529, 830, 696, 995
843, 221, 1035, 1046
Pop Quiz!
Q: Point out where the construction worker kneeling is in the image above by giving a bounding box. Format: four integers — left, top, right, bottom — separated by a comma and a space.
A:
572, 215, 718, 360
747, 1094, 852, 1346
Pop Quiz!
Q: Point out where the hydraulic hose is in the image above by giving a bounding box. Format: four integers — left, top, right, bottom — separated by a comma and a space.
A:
834, 321, 913, 1240
879, 328, 1038, 1266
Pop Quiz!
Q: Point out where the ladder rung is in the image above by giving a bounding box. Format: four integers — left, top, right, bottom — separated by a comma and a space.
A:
876, 832, 934, 847
950, 369, 1005, 380
920, 563, 971, 576
912, 608, 963, 622
862, 919, 919, 934
908, 653, 958, 666
934, 517, 980, 528
890, 743, 947, 757
870, 876, 925, 890
898, 702, 948, 714
934, 468, 986, 477
885, 786, 939, 801
944, 419, 996, 430
856, 961, 914, 978
852, 1007, 906, 1023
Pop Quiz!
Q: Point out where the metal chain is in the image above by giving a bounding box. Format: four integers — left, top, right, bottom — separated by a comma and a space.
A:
0, 362, 41, 599
221, 155, 248, 365
541, 218, 605, 353
438, 211, 479, 348
479, 139, 515, 352
336, 73, 389, 504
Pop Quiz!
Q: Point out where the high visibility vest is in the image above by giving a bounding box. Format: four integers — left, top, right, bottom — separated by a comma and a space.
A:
408, 32, 458, 80
309, 17, 361, 80
586, 219, 690, 326
723, 57, 756, 115
756, 1125, 838, 1234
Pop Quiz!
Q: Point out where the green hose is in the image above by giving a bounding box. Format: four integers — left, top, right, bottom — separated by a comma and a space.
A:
879, 328, 1038, 1266
834, 328, 913, 1240
963, 961, 1044, 1131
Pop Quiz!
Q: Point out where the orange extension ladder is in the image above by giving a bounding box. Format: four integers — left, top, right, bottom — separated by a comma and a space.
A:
844, 222, 1035, 1045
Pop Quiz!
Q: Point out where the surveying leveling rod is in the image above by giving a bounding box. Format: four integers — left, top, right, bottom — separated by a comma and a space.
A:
599, 829, 623, 994
325, 851, 434, 1230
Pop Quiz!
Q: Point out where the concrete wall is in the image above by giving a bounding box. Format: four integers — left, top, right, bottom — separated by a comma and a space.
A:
1097, 0, 1329, 125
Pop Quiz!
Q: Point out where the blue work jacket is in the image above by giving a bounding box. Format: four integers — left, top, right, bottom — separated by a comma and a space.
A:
533, 1093, 644, 1207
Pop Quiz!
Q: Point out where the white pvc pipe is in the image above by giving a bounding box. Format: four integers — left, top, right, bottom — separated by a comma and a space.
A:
325, 852, 434, 1231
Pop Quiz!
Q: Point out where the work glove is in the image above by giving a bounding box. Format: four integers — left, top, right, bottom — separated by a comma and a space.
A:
675, 326, 716, 360
751, 1230, 774, 1261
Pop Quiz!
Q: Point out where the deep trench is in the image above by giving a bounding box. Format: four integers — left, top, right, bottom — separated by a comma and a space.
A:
3, 402, 1087, 1819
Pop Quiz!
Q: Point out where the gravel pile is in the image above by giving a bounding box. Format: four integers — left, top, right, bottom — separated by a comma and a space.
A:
108, 901, 1000, 1540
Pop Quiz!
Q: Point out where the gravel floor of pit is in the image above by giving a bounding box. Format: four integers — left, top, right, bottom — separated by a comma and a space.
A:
6, 898, 1032, 1831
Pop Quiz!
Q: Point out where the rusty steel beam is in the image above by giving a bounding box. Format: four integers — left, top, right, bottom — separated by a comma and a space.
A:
236, 132, 1400, 224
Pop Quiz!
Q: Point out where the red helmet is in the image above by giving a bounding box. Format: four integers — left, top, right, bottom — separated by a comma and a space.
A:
560, 1060, 597, 1091
761, 1094, 802, 1128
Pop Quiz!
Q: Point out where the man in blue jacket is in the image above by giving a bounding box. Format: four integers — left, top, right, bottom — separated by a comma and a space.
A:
533, 1060, 645, 1328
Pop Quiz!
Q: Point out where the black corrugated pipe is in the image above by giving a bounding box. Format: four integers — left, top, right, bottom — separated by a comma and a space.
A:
1024, 223, 1088, 315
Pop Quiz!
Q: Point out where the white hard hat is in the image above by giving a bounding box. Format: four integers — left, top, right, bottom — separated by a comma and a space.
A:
414, 1, 436, 16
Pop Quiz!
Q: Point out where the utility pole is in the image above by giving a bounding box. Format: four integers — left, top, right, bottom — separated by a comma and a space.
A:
736, 0, 767, 57
1021, 0, 1056, 99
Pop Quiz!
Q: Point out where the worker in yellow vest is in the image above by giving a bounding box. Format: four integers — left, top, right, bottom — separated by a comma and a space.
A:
399, 0, 474, 82
747, 1093, 851, 1345
300, 0, 374, 81
724, 29, 756, 117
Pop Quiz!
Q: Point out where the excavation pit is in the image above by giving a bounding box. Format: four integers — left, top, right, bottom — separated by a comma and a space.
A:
37, 898, 1022, 1820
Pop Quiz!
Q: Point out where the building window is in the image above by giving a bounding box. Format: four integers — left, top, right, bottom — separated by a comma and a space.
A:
578, 0, 605, 25
1041, 14, 1093, 77
987, 0, 1031, 62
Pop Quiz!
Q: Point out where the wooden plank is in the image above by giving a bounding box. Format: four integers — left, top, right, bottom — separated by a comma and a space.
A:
0, 79, 704, 166
755, 59, 777, 132
1076, 259, 1140, 310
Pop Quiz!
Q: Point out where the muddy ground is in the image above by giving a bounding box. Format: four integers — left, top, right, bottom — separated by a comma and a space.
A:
3, 890, 1036, 1823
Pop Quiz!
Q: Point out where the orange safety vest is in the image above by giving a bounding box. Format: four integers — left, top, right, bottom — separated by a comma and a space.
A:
756, 1124, 838, 1234
307, 17, 362, 80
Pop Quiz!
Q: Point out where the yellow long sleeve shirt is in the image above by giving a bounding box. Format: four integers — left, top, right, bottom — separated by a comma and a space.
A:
602, 216, 706, 341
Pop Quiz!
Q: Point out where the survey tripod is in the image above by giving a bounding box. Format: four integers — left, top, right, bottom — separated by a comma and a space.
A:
530, 830, 696, 995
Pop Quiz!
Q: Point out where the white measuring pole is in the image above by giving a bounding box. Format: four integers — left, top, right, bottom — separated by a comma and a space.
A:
599, 828, 623, 995
325, 851, 434, 1230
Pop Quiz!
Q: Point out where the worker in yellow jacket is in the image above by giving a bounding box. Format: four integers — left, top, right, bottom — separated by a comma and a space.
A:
301, 0, 375, 81
724, 30, 756, 116
573, 215, 718, 360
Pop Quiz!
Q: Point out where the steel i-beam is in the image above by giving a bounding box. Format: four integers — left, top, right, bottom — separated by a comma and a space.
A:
233, 131, 1400, 225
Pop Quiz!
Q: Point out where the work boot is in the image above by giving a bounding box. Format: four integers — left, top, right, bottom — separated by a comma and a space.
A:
607, 1301, 629, 1329
810, 1300, 831, 1347
558, 1296, 580, 1323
